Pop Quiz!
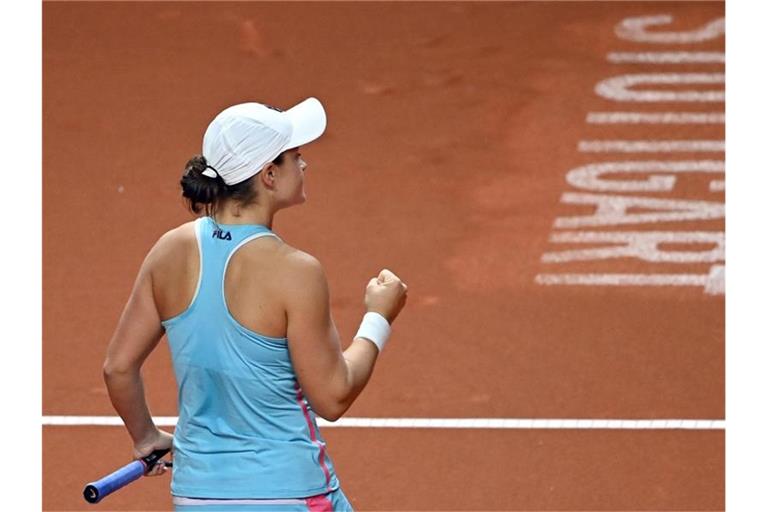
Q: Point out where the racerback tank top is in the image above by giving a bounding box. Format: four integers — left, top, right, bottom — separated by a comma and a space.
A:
161, 216, 339, 499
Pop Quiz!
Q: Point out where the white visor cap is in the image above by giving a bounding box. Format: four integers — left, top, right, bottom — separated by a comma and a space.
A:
202, 97, 327, 186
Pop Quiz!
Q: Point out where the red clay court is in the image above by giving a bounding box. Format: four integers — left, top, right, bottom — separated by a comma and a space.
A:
43, 2, 724, 510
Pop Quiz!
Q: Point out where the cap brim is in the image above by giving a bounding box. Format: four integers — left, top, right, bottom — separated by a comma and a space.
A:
284, 97, 327, 149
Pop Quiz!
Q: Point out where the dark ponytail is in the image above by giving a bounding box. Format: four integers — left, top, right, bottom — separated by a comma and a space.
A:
180, 155, 227, 217
180, 155, 262, 218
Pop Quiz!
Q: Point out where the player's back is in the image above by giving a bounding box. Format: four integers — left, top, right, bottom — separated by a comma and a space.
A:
156, 216, 339, 499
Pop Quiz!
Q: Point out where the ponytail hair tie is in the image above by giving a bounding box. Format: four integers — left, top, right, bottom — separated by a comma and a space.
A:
201, 164, 219, 179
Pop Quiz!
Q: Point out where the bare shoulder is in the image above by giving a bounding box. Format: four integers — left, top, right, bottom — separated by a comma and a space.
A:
162, 221, 196, 243
273, 244, 329, 300
278, 244, 325, 277
144, 221, 197, 268
232, 234, 319, 272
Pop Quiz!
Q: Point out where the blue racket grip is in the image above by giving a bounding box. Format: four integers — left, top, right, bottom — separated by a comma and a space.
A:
83, 449, 169, 504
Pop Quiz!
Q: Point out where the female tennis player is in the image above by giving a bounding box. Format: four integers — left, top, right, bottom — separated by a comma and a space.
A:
102, 97, 408, 511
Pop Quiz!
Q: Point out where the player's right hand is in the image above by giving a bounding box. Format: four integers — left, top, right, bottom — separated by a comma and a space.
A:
133, 428, 173, 477
364, 269, 408, 324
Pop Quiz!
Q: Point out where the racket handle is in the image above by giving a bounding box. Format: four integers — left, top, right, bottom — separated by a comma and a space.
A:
83, 449, 170, 504
140, 448, 170, 470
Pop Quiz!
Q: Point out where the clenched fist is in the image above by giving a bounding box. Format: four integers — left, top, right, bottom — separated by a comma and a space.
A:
364, 269, 409, 324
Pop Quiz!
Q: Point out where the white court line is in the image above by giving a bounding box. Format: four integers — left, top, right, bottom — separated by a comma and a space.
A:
594, 73, 725, 102
586, 112, 725, 124
535, 268, 725, 296
578, 140, 724, 153
607, 51, 725, 64
615, 15, 725, 44
42, 416, 725, 430
536, 272, 710, 287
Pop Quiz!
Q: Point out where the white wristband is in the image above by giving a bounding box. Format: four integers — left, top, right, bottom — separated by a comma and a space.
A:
355, 312, 392, 353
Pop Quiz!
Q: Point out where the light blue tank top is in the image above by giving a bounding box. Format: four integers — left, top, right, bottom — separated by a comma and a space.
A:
161, 216, 339, 499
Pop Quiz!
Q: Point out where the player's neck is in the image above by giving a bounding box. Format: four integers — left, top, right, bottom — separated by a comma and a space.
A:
214, 203, 275, 229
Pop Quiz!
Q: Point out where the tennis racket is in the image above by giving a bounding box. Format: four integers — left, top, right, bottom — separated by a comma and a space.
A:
82, 448, 171, 504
